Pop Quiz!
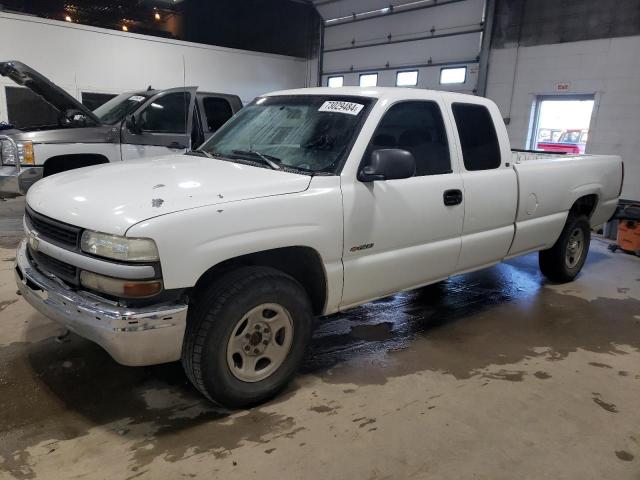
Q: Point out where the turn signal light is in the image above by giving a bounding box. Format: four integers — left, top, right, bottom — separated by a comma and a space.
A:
80, 271, 162, 298
123, 280, 163, 298
21, 142, 35, 165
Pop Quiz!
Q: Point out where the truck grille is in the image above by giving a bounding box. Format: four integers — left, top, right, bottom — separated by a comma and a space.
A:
28, 246, 79, 286
26, 207, 81, 249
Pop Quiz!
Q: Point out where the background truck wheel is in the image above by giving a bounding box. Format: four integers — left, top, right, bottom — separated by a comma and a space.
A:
539, 214, 591, 283
182, 266, 313, 408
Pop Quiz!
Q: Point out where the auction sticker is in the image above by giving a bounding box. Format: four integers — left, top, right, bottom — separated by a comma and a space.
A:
129, 95, 146, 102
319, 101, 364, 116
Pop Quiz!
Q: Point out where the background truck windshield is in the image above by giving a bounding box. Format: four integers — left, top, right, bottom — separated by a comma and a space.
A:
199, 95, 373, 174
93, 92, 152, 124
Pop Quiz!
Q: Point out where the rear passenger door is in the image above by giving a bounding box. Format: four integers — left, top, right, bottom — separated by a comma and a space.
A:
447, 101, 518, 272
341, 99, 464, 308
197, 94, 238, 142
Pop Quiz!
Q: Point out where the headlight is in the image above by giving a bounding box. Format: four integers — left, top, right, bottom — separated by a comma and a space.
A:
0, 139, 34, 166
81, 230, 159, 262
80, 271, 163, 298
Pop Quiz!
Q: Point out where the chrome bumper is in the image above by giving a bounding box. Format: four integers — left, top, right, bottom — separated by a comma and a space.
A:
0, 165, 42, 195
14, 240, 188, 366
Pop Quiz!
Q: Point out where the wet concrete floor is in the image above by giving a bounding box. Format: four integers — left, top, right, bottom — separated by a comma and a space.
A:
0, 196, 639, 479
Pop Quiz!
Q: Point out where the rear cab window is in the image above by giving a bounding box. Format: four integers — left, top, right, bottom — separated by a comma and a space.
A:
451, 103, 501, 171
201, 96, 234, 133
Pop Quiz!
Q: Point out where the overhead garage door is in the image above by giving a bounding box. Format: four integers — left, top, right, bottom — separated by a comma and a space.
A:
314, 0, 487, 94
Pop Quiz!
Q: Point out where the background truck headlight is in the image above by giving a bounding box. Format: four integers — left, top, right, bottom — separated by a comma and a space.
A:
81, 230, 159, 262
0, 139, 35, 166
80, 271, 163, 298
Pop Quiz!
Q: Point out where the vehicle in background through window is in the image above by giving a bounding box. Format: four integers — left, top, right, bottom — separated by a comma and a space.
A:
537, 128, 589, 154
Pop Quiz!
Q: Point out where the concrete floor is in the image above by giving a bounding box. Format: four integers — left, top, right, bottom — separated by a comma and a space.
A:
0, 196, 639, 479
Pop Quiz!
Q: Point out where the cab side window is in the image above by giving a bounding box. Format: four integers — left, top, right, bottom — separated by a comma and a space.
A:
139, 92, 191, 134
368, 101, 451, 176
202, 96, 234, 132
451, 103, 501, 170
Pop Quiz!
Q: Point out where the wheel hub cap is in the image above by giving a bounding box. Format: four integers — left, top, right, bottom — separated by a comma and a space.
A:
565, 227, 585, 268
226, 303, 294, 383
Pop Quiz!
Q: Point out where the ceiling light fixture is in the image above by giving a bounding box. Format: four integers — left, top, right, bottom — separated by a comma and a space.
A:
122, 24, 128, 31
65, 15, 72, 22
154, 12, 161, 20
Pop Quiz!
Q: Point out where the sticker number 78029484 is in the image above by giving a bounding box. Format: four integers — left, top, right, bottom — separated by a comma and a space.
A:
318, 101, 364, 116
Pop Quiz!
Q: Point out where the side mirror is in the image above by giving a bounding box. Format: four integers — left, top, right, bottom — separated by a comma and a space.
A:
358, 149, 416, 182
126, 115, 142, 134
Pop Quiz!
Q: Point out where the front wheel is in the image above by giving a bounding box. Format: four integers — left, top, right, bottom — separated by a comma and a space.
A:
182, 266, 313, 408
539, 214, 591, 283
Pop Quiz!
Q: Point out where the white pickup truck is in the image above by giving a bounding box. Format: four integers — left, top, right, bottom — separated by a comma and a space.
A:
15, 87, 623, 407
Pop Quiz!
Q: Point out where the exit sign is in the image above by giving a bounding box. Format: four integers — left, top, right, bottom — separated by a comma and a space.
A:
555, 82, 571, 92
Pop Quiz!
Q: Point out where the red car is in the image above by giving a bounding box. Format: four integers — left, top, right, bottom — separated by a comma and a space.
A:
537, 129, 588, 154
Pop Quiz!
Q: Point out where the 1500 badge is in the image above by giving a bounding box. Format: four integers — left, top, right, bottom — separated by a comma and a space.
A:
350, 243, 374, 252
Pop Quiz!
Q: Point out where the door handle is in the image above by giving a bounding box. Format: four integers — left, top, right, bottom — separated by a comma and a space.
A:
443, 189, 463, 206
168, 142, 186, 149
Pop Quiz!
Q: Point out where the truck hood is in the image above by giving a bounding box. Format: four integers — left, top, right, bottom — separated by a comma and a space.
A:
0, 60, 99, 124
26, 155, 313, 235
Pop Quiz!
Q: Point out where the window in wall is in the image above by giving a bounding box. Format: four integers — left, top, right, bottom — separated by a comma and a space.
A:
440, 67, 467, 85
81, 92, 118, 111
5, 86, 59, 129
202, 96, 233, 132
529, 95, 594, 154
359, 73, 378, 87
327, 76, 344, 88
139, 92, 191, 133
396, 70, 418, 87
451, 103, 501, 171
367, 101, 451, 176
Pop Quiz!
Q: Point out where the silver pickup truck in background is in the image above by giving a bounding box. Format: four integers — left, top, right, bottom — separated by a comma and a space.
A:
0, 60, 242, 195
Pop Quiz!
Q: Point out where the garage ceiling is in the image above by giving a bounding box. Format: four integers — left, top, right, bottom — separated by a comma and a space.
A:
0, 0, 183, 37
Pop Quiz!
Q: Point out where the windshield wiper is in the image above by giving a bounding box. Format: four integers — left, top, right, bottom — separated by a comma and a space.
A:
232, 149, 282, 170
187, 150, 223, 159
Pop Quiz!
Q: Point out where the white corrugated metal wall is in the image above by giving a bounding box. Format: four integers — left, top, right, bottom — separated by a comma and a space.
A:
314, 0, 487, 94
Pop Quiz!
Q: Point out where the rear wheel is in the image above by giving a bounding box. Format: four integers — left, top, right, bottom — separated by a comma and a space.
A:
182, 266, 313, 408
539, 214, 590, 283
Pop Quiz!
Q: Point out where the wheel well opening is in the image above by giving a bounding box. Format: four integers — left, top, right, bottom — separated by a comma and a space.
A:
570, 194, 598, 219
194, 247, 327, 315
43, 154, 109, 177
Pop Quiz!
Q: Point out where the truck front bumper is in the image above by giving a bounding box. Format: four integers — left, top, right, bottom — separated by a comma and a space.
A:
0, 165, 42, 195
14, 240, 188, 366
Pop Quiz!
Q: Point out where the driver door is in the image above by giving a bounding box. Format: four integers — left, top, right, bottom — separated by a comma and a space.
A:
120, 87, 197, 161
340, 99, 464, 308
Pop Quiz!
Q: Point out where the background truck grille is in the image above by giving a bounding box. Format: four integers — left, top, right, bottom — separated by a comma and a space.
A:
28, 246, 79, 286
26, 207, 81, 249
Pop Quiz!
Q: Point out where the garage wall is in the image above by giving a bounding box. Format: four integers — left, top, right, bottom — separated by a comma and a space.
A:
315, 0, 487, 93
0, 11, 309, 123
486, 37, 640, 201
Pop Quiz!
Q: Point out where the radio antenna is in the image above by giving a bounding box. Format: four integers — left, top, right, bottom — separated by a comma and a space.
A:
183, 55, 188, 150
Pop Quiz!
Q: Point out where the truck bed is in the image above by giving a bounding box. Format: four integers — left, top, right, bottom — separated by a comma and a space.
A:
506, 149, 623, 257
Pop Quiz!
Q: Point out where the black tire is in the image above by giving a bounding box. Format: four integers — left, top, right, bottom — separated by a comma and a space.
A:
182, 266, 313, 408
539, 214, 591, 283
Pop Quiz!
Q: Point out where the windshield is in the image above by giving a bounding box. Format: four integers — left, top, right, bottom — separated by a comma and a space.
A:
93, 92, 152, 124
199, 95, 374, 174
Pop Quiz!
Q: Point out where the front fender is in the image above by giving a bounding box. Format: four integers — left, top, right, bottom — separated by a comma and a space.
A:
126, 176, 345, 312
